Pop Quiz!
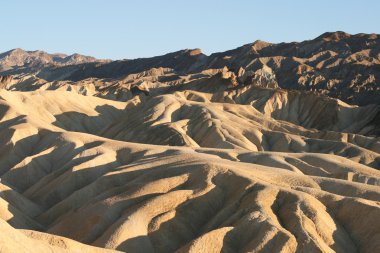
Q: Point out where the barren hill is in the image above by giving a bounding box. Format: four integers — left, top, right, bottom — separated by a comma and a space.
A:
2, 31, 378, 105
0, 32, 379, 253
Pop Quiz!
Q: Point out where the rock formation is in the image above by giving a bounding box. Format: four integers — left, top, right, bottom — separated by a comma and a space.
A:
0, 32, 379, 252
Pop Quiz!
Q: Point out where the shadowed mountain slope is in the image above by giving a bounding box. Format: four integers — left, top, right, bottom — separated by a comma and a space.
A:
0, 31, 380, 253
2, 31, 378, 105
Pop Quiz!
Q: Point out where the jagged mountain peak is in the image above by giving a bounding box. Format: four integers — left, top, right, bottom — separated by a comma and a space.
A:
250, 39, 272, 52
317, 31, 352, 41
0, 31, 379, 106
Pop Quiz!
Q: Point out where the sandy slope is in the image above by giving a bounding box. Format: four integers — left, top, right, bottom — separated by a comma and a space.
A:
0, 83, 379, 253
0, 218, 120, 253
1, 31, 379, 253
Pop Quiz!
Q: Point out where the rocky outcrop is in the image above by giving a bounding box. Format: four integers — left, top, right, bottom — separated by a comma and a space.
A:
1, 32, 378, 106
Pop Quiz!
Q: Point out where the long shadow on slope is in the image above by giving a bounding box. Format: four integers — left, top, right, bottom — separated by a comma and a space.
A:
46, 158, 196, 242
0, 115, 26, 132
32, 159, 121, 216
163, 75, 380, 137
3, 190, 44, 230
0, 107, 28, 175
52, 104, 126, 135
1, 138, 104, 194
114, 167, 235, 252
0, 130, 107, 228
44, 151, 221, 242
0, 129, 99, 179
51, 101, 193, 147
0, 129, 43, 177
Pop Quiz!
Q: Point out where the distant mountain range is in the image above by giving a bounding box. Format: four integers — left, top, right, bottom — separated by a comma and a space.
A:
0, 48, 108, 72
0, 31, 379, 106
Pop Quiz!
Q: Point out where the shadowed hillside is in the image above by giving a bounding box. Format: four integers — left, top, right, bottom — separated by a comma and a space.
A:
0, 32, 380, 253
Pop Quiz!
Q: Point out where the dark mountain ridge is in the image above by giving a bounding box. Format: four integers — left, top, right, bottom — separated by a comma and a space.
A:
0, 31, 379, 105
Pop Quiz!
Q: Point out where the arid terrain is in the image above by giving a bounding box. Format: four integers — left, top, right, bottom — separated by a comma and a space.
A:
0, 32, 379, 253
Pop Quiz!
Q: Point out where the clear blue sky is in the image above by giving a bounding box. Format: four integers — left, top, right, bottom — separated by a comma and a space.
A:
2, 0, 379, 59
